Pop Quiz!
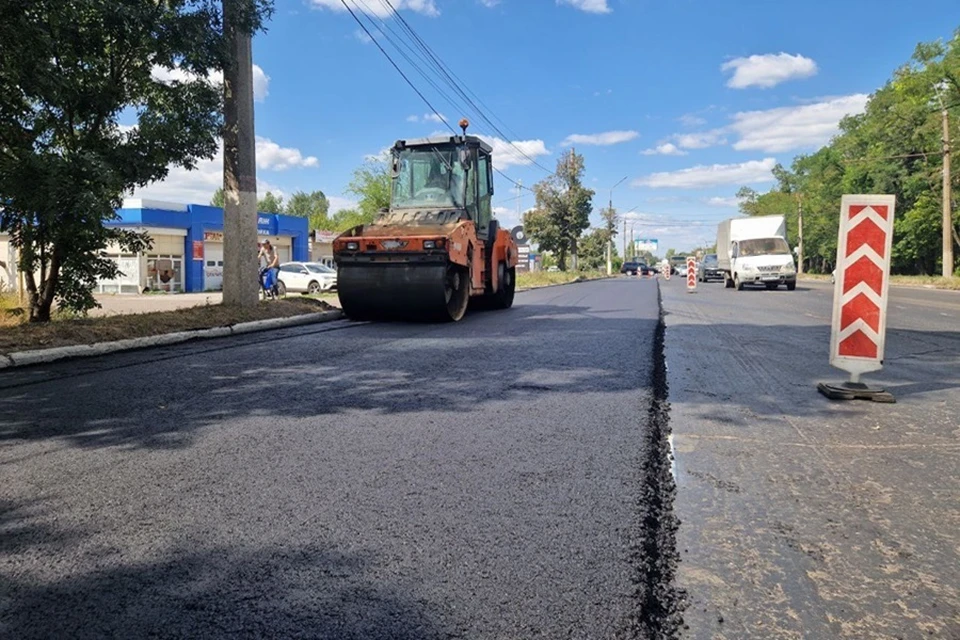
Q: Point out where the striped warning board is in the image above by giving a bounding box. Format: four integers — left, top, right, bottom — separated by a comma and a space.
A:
829, 195, 896, 376
661, 263, 671, 280
686, 257, 697, 292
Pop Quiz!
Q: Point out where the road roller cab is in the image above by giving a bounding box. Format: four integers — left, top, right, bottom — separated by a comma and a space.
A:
333, 120, 519, 321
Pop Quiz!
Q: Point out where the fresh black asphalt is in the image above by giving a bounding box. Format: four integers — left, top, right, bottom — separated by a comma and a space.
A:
0, 278, 672, 639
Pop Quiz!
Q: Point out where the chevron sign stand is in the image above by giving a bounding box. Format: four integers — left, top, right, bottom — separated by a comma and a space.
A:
818, 195, 897, 403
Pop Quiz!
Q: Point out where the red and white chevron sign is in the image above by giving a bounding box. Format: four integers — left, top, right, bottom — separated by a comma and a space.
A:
686, 256, 697, 291
829, 195, 896, 376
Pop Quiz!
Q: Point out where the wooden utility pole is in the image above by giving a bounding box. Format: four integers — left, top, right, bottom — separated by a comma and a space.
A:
623, 219, 627, 261
942, 104, 954, 278
222, 0, 259, 308
797, 193, 804, 275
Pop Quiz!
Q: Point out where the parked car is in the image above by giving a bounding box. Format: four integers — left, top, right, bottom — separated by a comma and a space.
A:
277, 261, 338, 295
697, 254, 723, 282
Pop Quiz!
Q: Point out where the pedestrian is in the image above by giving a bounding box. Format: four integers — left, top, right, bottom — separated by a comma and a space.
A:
258, 239, 280, 296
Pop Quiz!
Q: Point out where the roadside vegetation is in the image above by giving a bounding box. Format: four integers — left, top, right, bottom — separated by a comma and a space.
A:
0, 1, 275, 322
516, 270, 609, 289
801, 273, 960, 290
0, 297, 333, 356
736, 28, 960, 278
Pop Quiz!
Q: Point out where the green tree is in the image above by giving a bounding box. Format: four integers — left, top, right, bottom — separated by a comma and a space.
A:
0, 0, 273, 321
257, 191, 284, 214
735, 28, 960, 276
576, 229, 606, 270
285, 190, 329, 229
211, 188, 226, 208
346, 157, 391, 222
526, 149, 594, 270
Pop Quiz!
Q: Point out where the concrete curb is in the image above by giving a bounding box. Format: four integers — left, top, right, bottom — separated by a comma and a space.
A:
798, 277, 960, 292
0, 309, 343, 370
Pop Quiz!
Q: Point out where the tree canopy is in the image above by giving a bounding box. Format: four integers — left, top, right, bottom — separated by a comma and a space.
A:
346, 157, 391, 221
738, 28, 960, 276
285, 190, 329, 229
523, 149, 594, 271
0, 0, 273, 321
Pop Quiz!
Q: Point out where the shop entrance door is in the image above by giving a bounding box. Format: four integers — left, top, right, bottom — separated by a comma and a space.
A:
204, 243, 224, 290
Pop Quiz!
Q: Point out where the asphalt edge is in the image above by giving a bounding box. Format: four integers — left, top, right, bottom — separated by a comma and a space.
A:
621, 278, 686, 639
0, 309, 343, 370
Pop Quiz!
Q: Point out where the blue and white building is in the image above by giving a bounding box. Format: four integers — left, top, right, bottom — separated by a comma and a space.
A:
98, 199, 310, 293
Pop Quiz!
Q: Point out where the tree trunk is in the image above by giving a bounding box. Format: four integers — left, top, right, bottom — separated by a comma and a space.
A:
26, 254, 59, 322
558, 247, 567, 271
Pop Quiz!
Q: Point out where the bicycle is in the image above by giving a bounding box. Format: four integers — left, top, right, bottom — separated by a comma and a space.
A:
259, 267, 284, 301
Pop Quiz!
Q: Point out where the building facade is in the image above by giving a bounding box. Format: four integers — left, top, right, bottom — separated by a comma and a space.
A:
97, 199, 310, 294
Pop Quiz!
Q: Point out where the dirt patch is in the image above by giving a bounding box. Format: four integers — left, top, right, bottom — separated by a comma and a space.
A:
0, 298, 335, 355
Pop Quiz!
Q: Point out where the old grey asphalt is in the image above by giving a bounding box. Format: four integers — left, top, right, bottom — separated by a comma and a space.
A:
664, 277, 960, 639
0, 278, 664, 639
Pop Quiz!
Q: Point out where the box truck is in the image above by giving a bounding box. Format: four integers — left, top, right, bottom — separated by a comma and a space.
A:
716, 215, 796, 290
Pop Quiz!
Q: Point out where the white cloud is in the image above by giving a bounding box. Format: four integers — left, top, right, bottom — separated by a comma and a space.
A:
130, 138, 316, 203
255, 137, 319, 171
478, 0, 500, 6
562, 130, 639, 146
673, 129, 727, 149
131, 147, 283, 204
150, 64, 270, 102
641, 143, 687, 156
309, 0, 439, 17
364, 146, 393, 162
557, 0, 611, 14
729, 94, 869, 153
479, 135, 550, 170
704, 196, 741, 207
633, 158, 777, 189
354, 29, 373, 44
405, 113, 447, 124
679, 114, 707, 127
328, 196, 359, 213
721, 53, 818, 89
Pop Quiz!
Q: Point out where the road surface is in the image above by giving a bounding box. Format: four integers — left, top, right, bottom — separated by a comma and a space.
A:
3, 276, 957, 639
664, 277, 960, 639
0, 279, 679, 639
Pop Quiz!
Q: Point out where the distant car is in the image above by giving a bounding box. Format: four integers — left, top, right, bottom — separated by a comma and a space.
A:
620, 260, 648, 275
669, 256, 688, 275
277, 261, 338, 295
547, 265, 560, 272
830, 269, 836, 284
697, 254, 723, 282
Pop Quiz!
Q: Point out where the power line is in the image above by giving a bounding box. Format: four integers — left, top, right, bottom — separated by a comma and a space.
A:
341, 1, 544, 190
338, 0, 455, 135
375, 0, 555, 175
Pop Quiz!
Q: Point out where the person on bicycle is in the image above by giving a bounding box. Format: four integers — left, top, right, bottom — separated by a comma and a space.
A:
259, 240, 280, 296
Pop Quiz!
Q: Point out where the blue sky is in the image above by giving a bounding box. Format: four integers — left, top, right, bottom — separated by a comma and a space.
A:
135, 0, 959, 253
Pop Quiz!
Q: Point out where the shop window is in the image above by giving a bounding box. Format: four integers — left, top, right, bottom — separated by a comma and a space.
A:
145, 254, 183, 292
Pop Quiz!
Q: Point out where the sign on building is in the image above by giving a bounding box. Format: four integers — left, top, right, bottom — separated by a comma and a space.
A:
516, 244, 531, 273
635, 238, 658, 253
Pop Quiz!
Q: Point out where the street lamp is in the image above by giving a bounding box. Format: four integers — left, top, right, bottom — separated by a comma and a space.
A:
606, 176, 628, 275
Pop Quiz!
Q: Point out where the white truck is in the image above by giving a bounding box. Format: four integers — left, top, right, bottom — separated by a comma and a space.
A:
716, 215, 797, 291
